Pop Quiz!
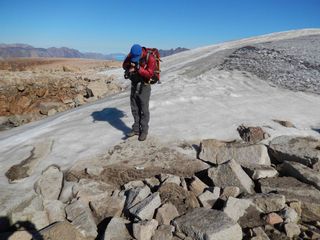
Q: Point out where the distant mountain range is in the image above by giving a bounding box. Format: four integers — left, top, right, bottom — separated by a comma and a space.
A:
0, 44, 189, 61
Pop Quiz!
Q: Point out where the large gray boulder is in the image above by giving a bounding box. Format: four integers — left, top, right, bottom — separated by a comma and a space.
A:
173, 208, 242, 240
199, 139, 270, 165
259, 177, 320, 221
250, 193, 286, 213
65, 200, 97, 239
34, 165, 63, 200
129, 192, 161, 220
208, 159, 255, 194
280, 161, 320, 190
268, 136, 320, 166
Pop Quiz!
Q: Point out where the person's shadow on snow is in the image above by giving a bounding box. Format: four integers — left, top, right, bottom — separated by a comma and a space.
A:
91, 108, 131, 139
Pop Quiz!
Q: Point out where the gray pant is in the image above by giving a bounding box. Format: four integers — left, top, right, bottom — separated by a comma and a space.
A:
130, 79, 151, 134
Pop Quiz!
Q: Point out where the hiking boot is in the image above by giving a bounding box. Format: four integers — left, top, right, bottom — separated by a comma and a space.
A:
138, 132, 147, 141
126, 131, 139, 138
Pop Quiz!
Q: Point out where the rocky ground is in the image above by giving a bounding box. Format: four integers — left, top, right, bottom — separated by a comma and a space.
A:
0, 58, 123, 130
1, 124, 320, 240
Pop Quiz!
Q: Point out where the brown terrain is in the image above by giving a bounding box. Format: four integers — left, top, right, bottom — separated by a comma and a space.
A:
0, 58, 122, 130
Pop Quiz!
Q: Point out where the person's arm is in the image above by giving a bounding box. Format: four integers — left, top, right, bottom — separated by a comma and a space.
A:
122, 54, 131, 70
138, 54, 156, 79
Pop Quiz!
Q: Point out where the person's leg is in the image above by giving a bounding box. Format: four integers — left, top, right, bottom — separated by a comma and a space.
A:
130, 83, 141, 134
138, 83, 151, 140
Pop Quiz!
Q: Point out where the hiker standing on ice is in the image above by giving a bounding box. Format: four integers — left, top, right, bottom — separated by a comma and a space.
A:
123, 44, 156, 141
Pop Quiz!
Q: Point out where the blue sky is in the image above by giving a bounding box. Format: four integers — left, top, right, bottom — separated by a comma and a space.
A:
1, 0, 319, 53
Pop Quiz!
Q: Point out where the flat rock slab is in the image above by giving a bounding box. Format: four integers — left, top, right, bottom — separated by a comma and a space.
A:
129, 192, 161, 220
268, 136, 320, 166
199, 139, 270, 165
173, 208, 242, 240
208, 159, 255, 194
259, 177, 320, 222
243, 164, 278, 180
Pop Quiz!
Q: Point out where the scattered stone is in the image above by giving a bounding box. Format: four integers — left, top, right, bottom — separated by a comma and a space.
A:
265, 213, 283, 225
280, 207, 299, 223
208, 159, 255, 194
123, 180, 145, 190
272, 119, 295, 128
44, 200, 66, 223
237, 125, 270, 143
152, 225, 174, 240
90, 190, 126, 222
47, 108, 57, 116
288, 201, 302, 217
59, 181, 76, 204
223, 197, 264, 228
85, 166, 104, 176
129, 192, 162, 220
162, 175, 181, 186
243, 164, 278, 180
125, 186, 151, 210
65, 200, 97, 238
280, 161, 320, 190
173, 208, 242, 240
103, 217, 132, 240
220, 186, 239, 200
199, 139, 271, 165
284, 223, 301, 238
198, 188, 220, 208
39, 102, 61, 115
158, 183, 200, 215
251, 193, 286, 213
188, 176, 208, 196
39, 221, 87, 240
268, 136, 320, 166
251, 227, 270, 240
17, 84, 25, 91
133, 219, 158, 240
144, 177, 161, 190
34, 165, 63, 200
259, 177, 320, 221
155, 203, 179, 225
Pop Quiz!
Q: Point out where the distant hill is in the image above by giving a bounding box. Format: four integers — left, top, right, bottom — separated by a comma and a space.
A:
159, 47, 189, 57
0, 43, 189, 60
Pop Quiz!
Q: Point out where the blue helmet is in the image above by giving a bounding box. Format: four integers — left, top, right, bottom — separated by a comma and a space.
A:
130, 44, 142, 63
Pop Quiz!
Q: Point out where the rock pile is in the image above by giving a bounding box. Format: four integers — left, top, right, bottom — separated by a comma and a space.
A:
1, 135, 320, 240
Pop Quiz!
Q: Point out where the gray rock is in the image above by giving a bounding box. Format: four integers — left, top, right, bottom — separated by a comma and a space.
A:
268, 136, 320, 166
284, 223, 301, 238
152, 225, 174, 240
198, 189, 220, 208
90, 190, 126, 222
220, 186, 239, 200
123, 180, 145, 190
223, 197, 264, 228
251, 193, 286, 213
125, 186, 151, 210
259, 177, 320, 221
162, 175, 181, 186
208, 159, 255, 194
65, 200, 97, 238
133, 219, 158, 240
280, 161, 320, 190
251, 227, 270, 240
155, 203, 180, 225
173, 208, 242, 240
34, 165, 63, 200
144, 177, 161, 190
85, 166, 104, 176
199, 139, 270, 165
280, 207, 299, 223
59, 181, 76, 204
39, 102, 62, 115
243, 164, 278, 180
103, 217, 132, 240
39, 221, 87, 240
44, 200, 66, 223
129, 192, 162, 220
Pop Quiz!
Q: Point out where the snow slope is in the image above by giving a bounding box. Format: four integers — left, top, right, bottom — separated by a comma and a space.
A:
1, 29, 320, 214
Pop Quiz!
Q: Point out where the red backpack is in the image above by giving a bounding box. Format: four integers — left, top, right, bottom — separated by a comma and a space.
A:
145, 48, 161, 84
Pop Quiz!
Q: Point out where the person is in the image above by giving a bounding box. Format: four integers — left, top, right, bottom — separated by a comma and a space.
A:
122, 44, 156, 141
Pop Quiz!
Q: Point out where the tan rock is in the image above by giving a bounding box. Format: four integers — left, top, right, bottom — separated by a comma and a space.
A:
156, 203, 179, 225
189, 176, 208, 196
265, 213, 283, 225
133, 219, 158, 240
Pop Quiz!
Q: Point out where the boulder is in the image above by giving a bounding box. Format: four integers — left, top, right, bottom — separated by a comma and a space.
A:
129, 193, 162, 220
198, 188, 220, 208
103, 217, 132, 240
133, 219, 158, 240
34, 165, 63, 200
59, 181, 76, 204
123, 180, 145, 191
44, 200, 66, 223
199, 139, 270, 165
90, 190, 126, 222
243, 164, 278, 180
173, 208, 242, 240
39, 102, 62, 115
280, 161, 320, 190
125, 186, 151, 210
280, 207, 299, 223
259, 177, 320, 221
152, 225, 174, 240
208, 159, 255, 194
220, 186, 239, 200
284, 223, 301, 238
237, 125, 270, 143
223, 197, 264, 228
65, 200, 97, 238
251, 227, 270, 240
188, 176, 208, 196
39, 221, 87, 240
250, 193, 286, 213
155, 203, 179, 225
268, 136, 320, 166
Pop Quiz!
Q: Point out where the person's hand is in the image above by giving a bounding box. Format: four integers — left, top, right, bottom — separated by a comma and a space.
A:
129, 67, 135, 73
